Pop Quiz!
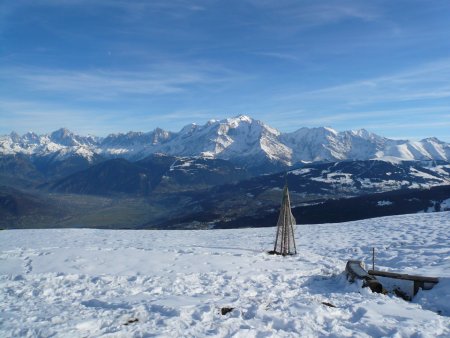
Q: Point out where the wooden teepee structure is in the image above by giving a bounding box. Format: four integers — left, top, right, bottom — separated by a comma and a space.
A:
271, 184, 297, 256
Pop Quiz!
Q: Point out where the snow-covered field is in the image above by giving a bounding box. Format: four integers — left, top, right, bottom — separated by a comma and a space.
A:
1, 212, 449, 337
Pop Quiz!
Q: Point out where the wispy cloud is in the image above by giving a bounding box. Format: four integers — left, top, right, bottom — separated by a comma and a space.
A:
245, 0, 380, 33
289, 2, 379, 24
1, 62, 244, 100
3, 0, 208, 13
363, 120, 450, 131
251, 51, 301, 62
277, 106, 450, 125
364, 119, 450, 141
0, 100, 218, 136
0, 0, 208, 37
110, 109, 216, 128
0, 100, 115, 135
257, 105, 450, 140
279, 58, 450, 104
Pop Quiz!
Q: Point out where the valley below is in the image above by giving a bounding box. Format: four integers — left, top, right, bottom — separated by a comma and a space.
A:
1, 157, 449, 230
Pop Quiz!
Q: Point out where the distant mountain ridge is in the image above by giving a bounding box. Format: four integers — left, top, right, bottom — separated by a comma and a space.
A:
2, 115, 450, 173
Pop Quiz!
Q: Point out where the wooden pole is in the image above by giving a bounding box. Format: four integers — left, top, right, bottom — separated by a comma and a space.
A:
372, 247, 375, 271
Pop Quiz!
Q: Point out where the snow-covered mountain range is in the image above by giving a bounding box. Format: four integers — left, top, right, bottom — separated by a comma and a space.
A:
2, 115, 450, 170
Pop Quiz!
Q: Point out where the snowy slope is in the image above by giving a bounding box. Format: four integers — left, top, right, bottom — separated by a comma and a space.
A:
1, 212, 449, 337
101, 128, 175, 159
155, 116, 292, 166
1, 115, 450, 167
280, 127, 384, 163
288, 160, 450, 193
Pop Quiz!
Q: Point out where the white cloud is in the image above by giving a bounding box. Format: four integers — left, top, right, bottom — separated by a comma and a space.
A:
286, 106, 449, 125
364, 120, 450, 130
0, 99, 217, 136
1, 62, 243, 100
0, 100, 122, 135
245, 0, 380, 33
251, 51, 301, 62
278, 58, 450, 104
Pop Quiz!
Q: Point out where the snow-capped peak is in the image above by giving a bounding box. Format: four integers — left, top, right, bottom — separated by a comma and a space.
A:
22, 132, 40, 144
232, 114, 252, 122
48, 128, 99, 148
50, 128, 76, 146
350, 128, 371, 138
421, 137, 443, 144
225, 114, 253, 128
9, 132, 21, 143
323, 126, 338, 135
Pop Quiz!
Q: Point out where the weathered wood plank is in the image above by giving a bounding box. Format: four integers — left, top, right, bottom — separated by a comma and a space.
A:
368, 270, 439, 283
345, 260, 385, 293
346, 260, 372, 281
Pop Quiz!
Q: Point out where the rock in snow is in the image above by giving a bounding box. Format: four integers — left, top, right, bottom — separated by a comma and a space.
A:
0, 212, 449, 337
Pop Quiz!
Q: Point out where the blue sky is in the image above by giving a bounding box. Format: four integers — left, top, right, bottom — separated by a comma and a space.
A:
1, 0, 449, 141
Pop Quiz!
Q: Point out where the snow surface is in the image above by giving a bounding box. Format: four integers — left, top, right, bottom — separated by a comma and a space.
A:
1, 212, 449, 337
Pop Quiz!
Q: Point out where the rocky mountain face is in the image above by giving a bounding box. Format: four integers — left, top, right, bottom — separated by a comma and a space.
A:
2, 115, 449, 175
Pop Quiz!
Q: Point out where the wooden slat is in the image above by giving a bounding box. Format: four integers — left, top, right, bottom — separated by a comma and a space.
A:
368, 270, 439, 283
346, 260, 371, 279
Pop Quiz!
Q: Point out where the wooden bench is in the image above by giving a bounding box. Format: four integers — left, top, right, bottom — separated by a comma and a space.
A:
368, 270, 439, 295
